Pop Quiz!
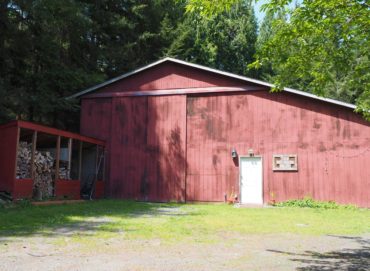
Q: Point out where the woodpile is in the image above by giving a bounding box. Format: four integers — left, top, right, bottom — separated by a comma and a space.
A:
16, 142, 32, 179
33, 151, 54, 199
58, 160, 70, 180
16, 141, 55, 199
16, 141, 76, 199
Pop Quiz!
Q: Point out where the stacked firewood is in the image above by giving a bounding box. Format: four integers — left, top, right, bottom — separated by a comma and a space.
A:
16, 142, 32, 179
33, 151, 54, 199
58, 160, 70, 179
16, 141, 55, 199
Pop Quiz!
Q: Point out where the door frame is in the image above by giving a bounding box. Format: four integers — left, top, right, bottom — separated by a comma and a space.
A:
238, 155, 264, 204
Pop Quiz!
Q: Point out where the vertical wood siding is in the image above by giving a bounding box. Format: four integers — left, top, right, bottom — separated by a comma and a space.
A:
79, 64, 370, 207
80, 98, 112, 140
110, 97, 147, 198
186, 92, 370, 207
0, 126, 18, 193
80, 98, 112, 193
108, 95, 186, 201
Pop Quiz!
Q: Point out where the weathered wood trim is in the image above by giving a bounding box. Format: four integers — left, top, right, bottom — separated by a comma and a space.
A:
55, 136, 61, 181
78, 141, 82, 181
69, 57, 356, 110
184, 97, 188, 203
14, 127, 20, 180
84, 86, 267, 99
67, 138, 72, 179
102, 147, 106, 182
6, 120, 105, 146
31, 131, 37, 179
95, 145, 98, 180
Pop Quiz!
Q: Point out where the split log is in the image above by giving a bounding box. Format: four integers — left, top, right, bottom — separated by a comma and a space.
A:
33, 151, 54, 199
16, 141, 55, 199
16, 142, 32, 179
58, 160, 70, 180
16, 141, 75, 199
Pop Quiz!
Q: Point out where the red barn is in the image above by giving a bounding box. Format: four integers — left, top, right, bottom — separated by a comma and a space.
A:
72, 58, 370, 207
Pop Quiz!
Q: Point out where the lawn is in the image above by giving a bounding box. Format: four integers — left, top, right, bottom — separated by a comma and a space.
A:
1, 200, 369, 244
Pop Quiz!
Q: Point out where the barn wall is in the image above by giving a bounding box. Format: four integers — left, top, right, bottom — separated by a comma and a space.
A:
186, 91, 370, 207
78, 61, 370, 207
95, 62, 250, 94
80, 98, 112, 193
80, 98, 112, 140
80, 91, 370, 206
109, 95, 187, 201
109, 96, 147, 199
186, 94, 239, 201
146, 96, 187, 201
0, 125, 18, 193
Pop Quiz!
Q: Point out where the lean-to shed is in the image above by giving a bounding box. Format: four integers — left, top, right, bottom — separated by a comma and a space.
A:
0, 121, 105, 200
72, 58, 370, 207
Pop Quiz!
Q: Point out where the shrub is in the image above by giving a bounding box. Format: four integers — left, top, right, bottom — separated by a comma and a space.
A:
274, 197, 357, 210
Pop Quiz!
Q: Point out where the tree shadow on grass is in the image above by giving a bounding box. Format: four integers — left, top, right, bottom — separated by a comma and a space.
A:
0, 200, 197, 241
267, 235, 370, 271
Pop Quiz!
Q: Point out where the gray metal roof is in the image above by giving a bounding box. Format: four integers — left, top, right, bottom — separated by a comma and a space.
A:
69, 57, 356, 110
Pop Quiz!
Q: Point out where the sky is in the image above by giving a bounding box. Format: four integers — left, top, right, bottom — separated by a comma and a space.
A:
253, 0, 302, 24
254, 0, 267, 23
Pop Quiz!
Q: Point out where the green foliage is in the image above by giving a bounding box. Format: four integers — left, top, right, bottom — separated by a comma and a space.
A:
0, 200, 29, 210
1, 0, 259, 128
0, 0, 184, 128
274, 197, 358, 210
15, 199, 32, 208
184, 0, 240, 18
2, 0, 367, 127
252, 0, 370, 120
167, 0, 258, 77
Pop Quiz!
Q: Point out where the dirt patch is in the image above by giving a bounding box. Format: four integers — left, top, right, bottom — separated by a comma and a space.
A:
131, 206, 190, 218
52, 217, 114, 237
1, 231, 369, 271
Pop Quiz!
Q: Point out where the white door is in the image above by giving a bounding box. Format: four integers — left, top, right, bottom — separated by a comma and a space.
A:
240, 157, 263, 204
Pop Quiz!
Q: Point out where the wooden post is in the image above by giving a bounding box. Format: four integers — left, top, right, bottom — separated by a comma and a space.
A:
55, 136, 61, 181
14, 127, 20, 180
95, 145, 99, 180
102, 147, 106, 182
67, 138, 72, 179
31, 131, 37, 179
78, 141, 82, 181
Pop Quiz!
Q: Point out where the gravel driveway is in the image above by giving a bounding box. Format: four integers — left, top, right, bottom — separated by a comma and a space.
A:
1, 231, 369, 271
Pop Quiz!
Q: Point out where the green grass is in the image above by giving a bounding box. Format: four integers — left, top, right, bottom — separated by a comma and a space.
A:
0, 200, 369, 244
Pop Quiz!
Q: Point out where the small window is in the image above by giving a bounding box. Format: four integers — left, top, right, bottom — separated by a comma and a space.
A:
273, 154, 298, 171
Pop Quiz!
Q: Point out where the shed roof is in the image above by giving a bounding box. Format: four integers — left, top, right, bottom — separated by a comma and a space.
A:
0, 120, 105, 146
70, 57, 356, 110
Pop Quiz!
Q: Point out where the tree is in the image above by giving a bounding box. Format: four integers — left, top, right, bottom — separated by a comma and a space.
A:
166, 0, 258, 77
184, 0, 240, 17
82, 0, 184, 77
254, 10, 277, 80
0, 0, 103, 127
251, 0, 370, 120
0, 0, 184, 128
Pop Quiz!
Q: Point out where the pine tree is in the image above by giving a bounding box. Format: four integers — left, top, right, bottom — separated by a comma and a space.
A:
166, 0, 258, 77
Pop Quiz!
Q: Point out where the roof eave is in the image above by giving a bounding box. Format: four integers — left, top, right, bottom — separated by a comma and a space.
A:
68, 57, 357, 110
67, 58, 171, 99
